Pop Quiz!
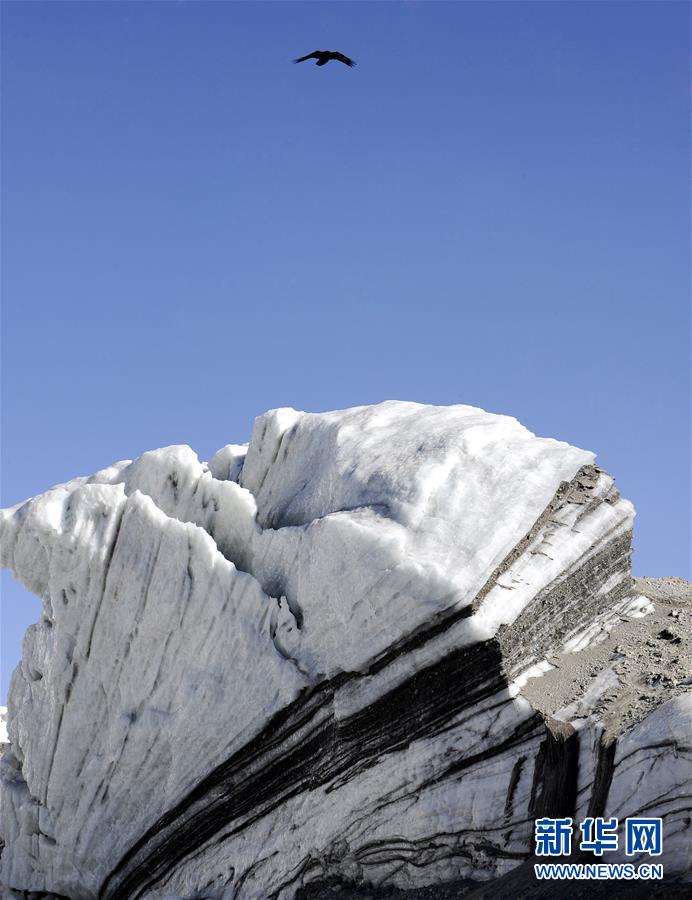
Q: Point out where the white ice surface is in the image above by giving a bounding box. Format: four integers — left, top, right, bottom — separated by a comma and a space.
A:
606, 694, 692, 875
562, 594, 654, 654
1, 402, 610, 683
0, 401, 643, 897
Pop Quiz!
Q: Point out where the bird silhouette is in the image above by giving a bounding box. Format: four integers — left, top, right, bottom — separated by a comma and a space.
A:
293, 50, 356, 68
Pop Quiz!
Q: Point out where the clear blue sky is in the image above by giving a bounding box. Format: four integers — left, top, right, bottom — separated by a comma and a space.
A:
2, 1, 690, 701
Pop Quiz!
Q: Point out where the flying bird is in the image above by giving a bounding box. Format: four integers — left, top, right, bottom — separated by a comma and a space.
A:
293, 50, 356, 68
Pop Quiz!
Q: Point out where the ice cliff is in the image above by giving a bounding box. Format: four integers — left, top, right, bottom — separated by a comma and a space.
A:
0, 401, 689, 898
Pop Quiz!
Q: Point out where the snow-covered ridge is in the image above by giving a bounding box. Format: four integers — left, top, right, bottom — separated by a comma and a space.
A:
0, 402, 612, 683
0, 401, 687, 898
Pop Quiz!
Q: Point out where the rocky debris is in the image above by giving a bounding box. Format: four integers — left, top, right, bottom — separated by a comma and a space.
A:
0, 402, 688, 898
521, 581, 692, 740
633, 576, 692, 606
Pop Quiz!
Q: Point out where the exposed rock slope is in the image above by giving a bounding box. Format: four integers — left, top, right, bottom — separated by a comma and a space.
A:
0, 402, 688, 899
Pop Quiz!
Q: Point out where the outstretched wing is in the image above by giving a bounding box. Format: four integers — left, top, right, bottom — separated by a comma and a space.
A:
331, 51, 356, 67
293, 51, 321, 64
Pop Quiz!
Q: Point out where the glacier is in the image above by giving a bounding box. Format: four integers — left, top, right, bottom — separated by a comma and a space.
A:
0, 401, 689, 898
